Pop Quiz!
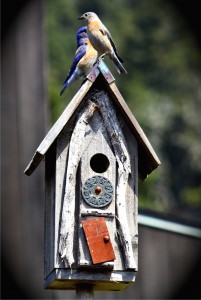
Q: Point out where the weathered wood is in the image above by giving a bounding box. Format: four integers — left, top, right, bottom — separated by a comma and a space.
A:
59, 101, 97, 267
78, 109, 119, 269
45, 268, 136, 290
44, 84, 139, 289
55, 123, 71, 269
81, 209, 115, 217
91, 90, 136, 270
57, 88, 137, 271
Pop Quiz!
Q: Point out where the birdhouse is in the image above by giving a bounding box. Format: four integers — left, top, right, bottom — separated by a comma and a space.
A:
25, 60, 160, 292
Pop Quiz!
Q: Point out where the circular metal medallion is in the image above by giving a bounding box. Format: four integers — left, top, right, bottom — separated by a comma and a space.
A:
82, 175, 113, 208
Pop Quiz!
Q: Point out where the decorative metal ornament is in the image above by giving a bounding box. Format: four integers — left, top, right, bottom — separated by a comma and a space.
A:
82, 175, 113, 208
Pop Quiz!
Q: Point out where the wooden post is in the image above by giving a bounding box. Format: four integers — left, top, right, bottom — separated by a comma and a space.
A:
76, 284, 94, 300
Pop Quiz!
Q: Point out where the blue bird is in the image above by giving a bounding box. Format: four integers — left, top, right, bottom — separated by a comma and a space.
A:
76, 26, 88, 47
60, 26, 98, 96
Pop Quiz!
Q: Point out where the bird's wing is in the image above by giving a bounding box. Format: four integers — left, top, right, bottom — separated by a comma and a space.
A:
100, 25, 124, 63
62, 43, 87, 84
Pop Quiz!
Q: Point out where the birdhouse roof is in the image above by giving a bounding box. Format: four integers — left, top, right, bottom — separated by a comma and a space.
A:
25, 60, 160, 180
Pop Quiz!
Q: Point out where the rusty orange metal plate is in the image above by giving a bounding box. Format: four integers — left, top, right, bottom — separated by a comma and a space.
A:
82, 217, 116, 264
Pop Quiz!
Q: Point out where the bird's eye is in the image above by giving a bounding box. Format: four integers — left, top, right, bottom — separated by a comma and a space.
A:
84, 13, 88, 17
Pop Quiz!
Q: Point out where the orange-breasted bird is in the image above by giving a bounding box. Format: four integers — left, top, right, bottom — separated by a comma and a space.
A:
60, 26, 98, 95
78, 12, 127, 74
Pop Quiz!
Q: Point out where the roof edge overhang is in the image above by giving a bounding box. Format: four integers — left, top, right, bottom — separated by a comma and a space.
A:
24, 79, 93, 175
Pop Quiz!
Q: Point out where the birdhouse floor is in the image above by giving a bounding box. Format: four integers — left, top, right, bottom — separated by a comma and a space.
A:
44, 268, 136, 291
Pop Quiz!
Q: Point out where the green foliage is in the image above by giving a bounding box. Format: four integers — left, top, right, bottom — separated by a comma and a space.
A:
45, 0, 201, 222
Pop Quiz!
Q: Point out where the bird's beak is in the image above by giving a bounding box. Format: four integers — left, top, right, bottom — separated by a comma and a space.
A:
78, 15, 84, 20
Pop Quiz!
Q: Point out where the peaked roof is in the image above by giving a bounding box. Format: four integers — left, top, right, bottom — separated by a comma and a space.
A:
25, 60, 160, 180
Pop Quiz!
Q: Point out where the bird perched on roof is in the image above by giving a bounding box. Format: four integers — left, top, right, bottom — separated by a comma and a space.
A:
60, 26, 98, 96
78, 12, 127, 74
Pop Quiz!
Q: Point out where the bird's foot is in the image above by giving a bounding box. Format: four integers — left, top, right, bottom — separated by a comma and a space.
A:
99, 53, 106, 60
96, 54, 106, 64
93, 54, 107, 68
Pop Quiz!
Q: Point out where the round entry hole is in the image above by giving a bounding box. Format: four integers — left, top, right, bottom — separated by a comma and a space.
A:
90, 153, 110, 173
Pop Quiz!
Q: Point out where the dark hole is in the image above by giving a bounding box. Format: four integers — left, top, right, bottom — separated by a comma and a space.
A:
90, 153, 110, 173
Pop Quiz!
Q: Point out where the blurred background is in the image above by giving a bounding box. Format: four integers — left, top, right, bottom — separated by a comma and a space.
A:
1, 0, 201, 299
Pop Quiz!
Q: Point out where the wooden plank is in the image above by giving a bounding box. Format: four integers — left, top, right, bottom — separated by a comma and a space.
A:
59, 101, 98, 267
45, 268, 136, 291
54, 121, 72, 269
93, 90, 137, 270
120, 117, 139, 269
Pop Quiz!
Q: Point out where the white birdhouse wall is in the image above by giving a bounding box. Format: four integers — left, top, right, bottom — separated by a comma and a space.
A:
44, 89, 139, 280
78, 109, 120, 269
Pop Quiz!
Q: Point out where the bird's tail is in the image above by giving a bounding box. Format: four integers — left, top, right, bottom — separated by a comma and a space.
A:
60, 84, 68, 96
60, 74, 70, 95
111, 53, 128, 74
60, 82, 69, 96
60, 72, 75, 96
